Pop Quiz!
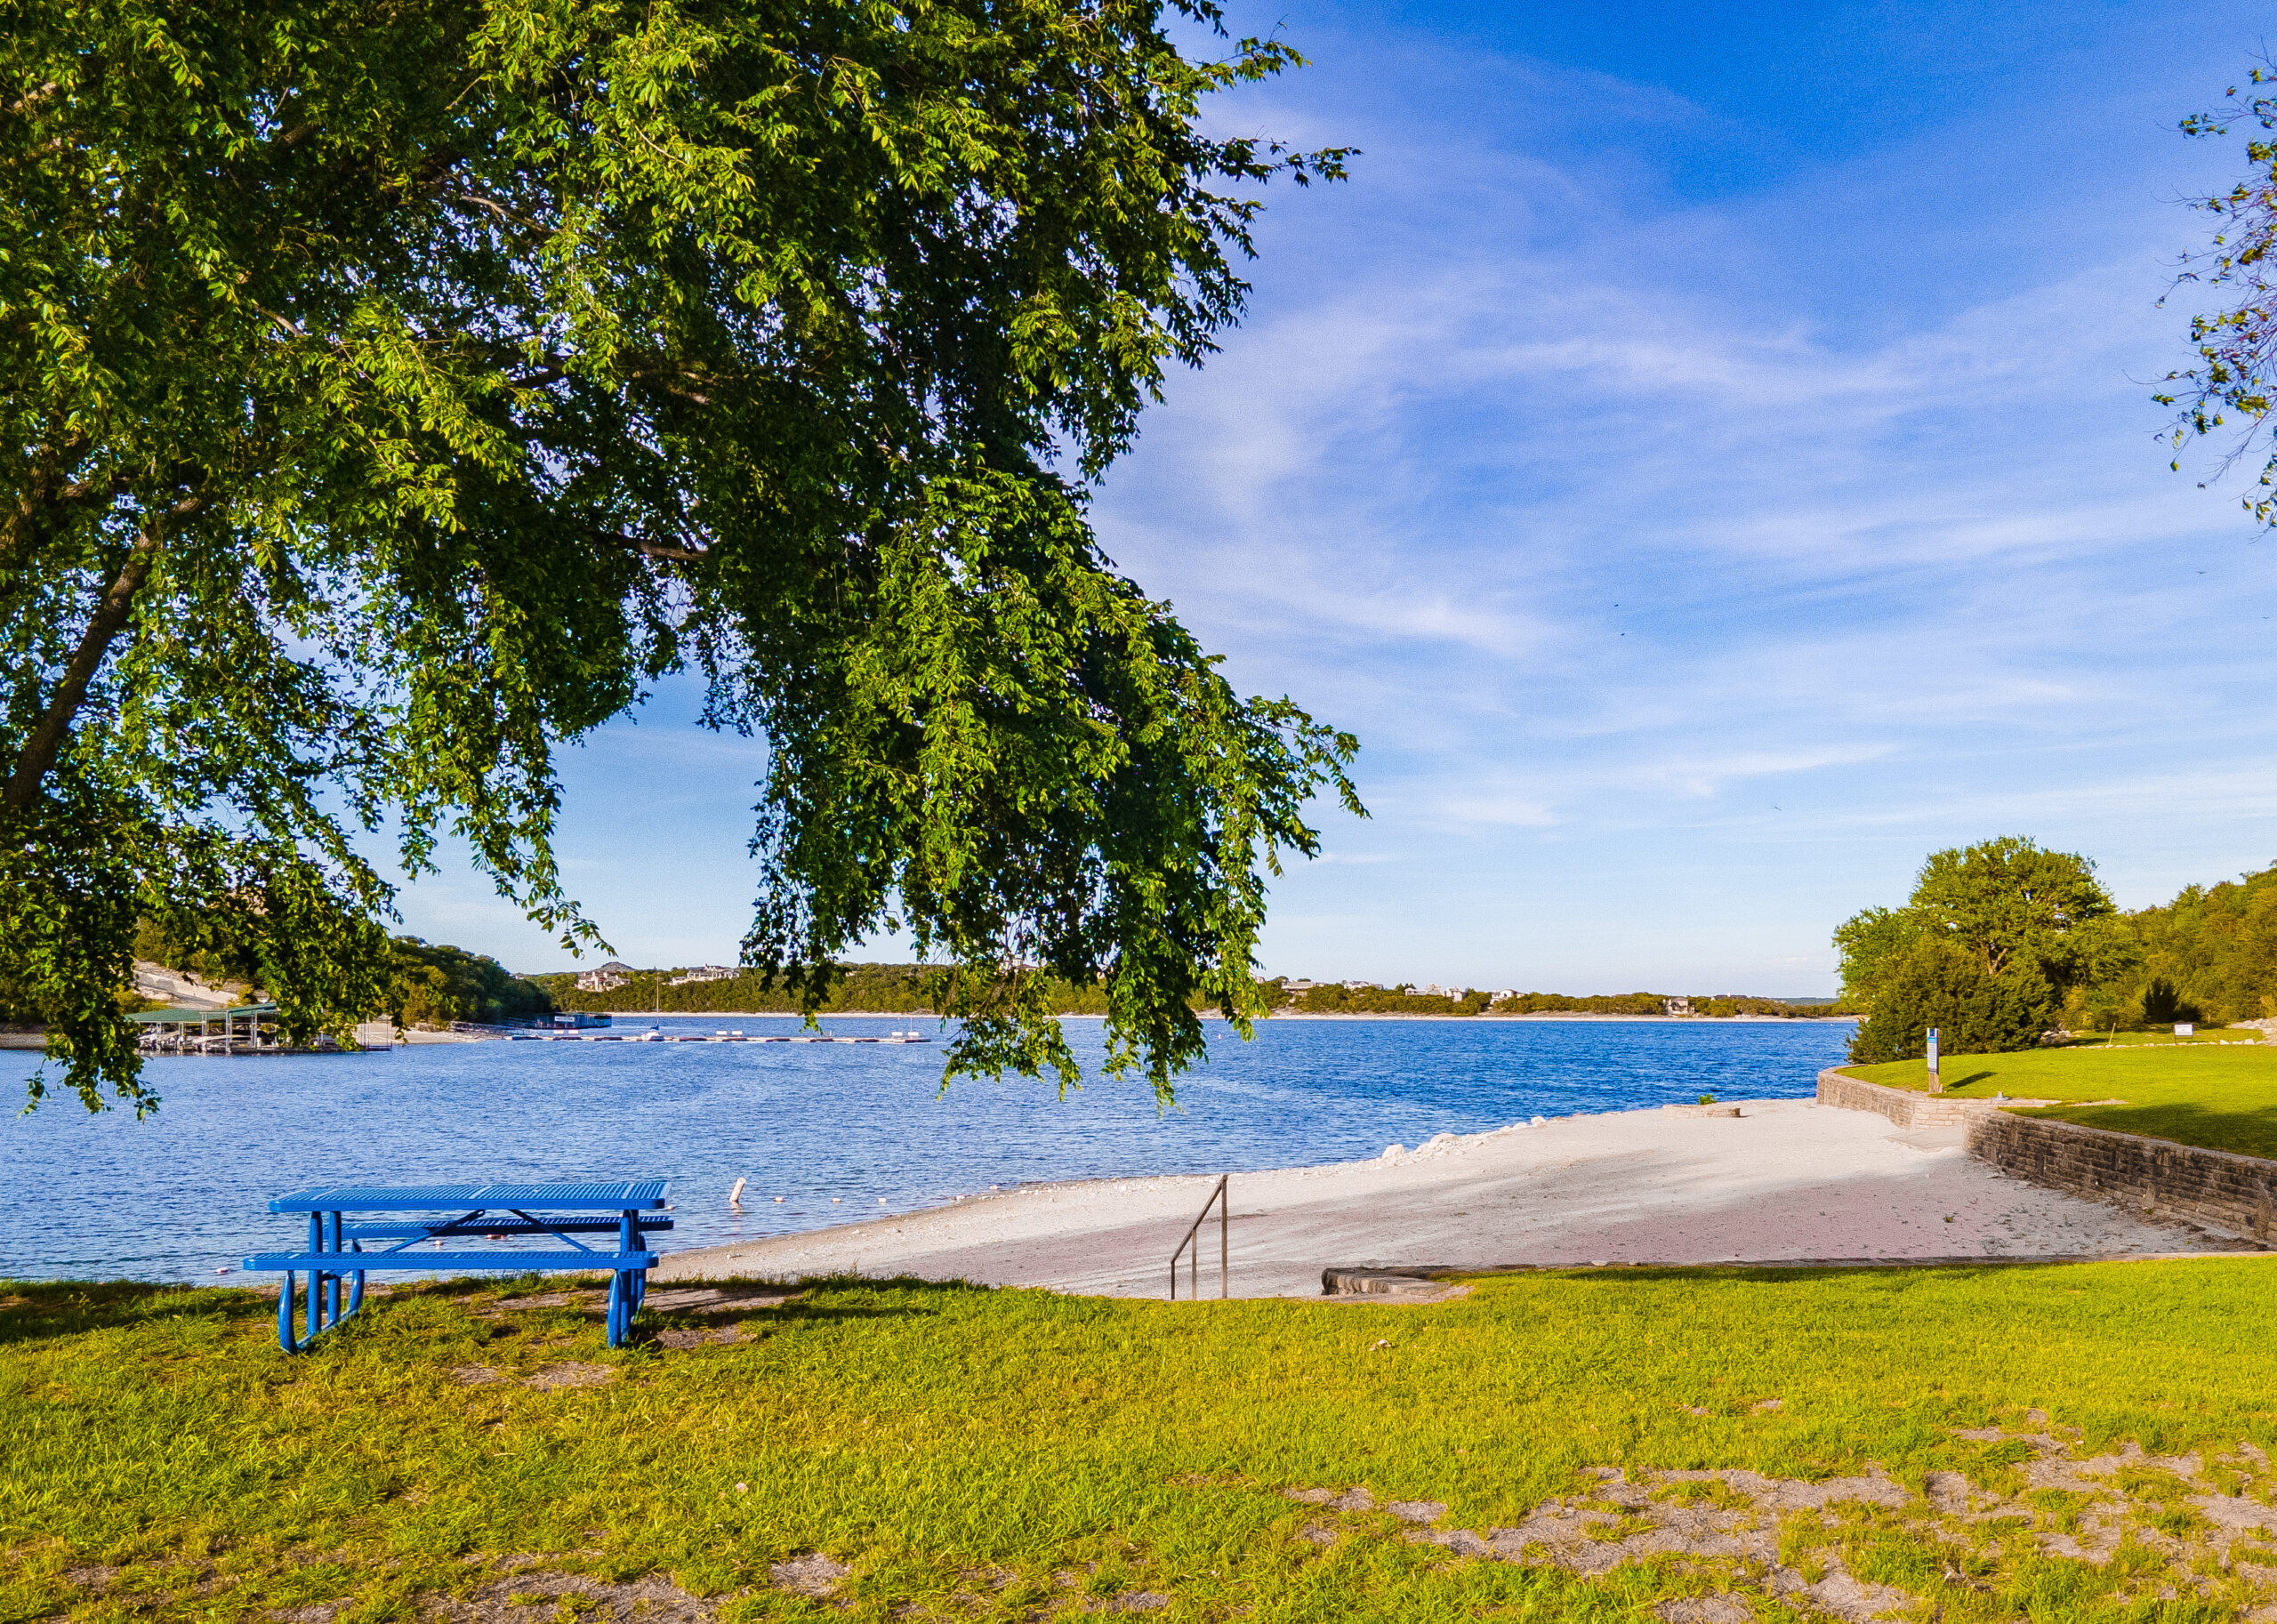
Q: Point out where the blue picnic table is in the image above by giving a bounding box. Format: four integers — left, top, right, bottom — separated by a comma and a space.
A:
243, 1180, 672, 1352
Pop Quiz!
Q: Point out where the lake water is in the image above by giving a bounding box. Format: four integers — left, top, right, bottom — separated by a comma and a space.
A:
1, 1016, 1855, 1282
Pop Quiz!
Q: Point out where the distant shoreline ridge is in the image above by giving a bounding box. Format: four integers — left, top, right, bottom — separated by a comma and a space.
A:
589, 1009, 1858, 1024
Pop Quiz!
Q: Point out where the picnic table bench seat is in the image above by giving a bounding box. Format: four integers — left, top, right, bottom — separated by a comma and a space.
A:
243, 1180, 671, 1353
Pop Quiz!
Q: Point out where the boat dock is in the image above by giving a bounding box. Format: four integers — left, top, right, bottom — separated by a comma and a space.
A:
129, 1004, 390, 1056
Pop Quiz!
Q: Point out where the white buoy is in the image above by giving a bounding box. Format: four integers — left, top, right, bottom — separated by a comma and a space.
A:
728, 1178, 747, 1208
878, 1197, 888, 1204
831, 1197, 841, 1204
773, 1195, 784, 1203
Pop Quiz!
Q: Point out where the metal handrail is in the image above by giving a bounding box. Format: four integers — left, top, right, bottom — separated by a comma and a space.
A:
1169, 1174, 1228, 1300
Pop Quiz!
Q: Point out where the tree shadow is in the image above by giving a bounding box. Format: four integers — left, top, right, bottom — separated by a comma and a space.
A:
2017, 1100, 2277, 1162
0, 1269, 978, 1351
0, 1278, 271, 1346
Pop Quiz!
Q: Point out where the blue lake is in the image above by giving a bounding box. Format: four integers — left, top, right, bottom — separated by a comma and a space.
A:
1, 1015, 1854, 1282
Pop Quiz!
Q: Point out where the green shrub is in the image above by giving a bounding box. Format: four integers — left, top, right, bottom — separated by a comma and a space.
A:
2139, 977, 2204, 1027
1849, 940, 2056, 1063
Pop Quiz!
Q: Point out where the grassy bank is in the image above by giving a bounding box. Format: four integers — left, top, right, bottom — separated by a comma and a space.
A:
12, 1263, 2277, 1620
1840, 1046, 2277, 1159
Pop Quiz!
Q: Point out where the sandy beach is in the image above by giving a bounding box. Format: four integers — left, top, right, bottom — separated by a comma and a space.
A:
655, 1096, 2241, 1298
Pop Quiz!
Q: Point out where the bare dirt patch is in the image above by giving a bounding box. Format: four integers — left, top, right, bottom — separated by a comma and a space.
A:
1275, 1424, 2277, 1621
649, 1326, 745, 1350
769, 1552, 851, 1598
523, 1362, 611, 1391
1654, 1597, 1755, 1623
467, 1289, 607, 1321
447, 1364, 501, 1385
642, 1285, 801, 1314
487, 1291, 595, 1313
423, 1568, 714, 1622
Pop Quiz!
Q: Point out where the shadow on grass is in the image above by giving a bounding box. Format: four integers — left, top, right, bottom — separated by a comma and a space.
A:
0, 1278, 273, 1344
0, 1270, 996, 1351
1436, 1259, 2194, 1295
2016, 1100, 2277, 1162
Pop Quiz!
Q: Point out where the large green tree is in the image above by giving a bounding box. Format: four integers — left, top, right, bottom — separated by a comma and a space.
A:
1846, 940, 2056, 1065
1835, 836, 2120, 1057
1835, 836, 2117, 1007
0, 0, 1360, 1113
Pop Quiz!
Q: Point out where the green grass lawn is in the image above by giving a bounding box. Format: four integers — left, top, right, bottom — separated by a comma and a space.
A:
14, 1263, 2277, 1621
1841, 1045, 2277, 1160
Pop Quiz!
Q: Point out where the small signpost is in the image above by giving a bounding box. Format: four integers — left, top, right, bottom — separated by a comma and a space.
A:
1927, 1026, 1941, 1093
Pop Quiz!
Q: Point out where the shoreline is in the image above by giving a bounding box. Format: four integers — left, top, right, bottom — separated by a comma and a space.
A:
653, 1095, 2225, 1297
590, 1009, 1855, 1024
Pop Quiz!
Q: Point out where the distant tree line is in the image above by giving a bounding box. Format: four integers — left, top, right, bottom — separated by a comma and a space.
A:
1836, 837, 2277, 1061
2080, 866, 2277, 1032
390, 939, 554, 1028
535, 966, 1844, 1022
537, 962, 1114, 1017
1275, 984, 1836, 1018
1284, 984, 1499, 1015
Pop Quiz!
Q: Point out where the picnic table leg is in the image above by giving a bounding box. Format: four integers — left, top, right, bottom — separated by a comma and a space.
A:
324, 1212, 342, 1328
305, 1213, 322, 1343
349, 1238, 365, 1318
277, 1272, 298, 1354
613, 1208, 640, 1348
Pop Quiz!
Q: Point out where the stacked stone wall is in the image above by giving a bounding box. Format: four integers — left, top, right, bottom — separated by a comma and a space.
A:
1967, 1113, 2275, 1243
1814, 1069, 2014, 1129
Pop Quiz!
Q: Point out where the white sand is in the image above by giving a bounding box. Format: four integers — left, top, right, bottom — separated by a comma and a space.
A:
652, 1097, 2239, 1298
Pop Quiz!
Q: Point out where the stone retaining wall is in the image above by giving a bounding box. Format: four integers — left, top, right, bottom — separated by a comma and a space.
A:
1819, 1066, 2277, 1241
1967, 1112, 2275, 1243
1814, 1068, 2022, 1128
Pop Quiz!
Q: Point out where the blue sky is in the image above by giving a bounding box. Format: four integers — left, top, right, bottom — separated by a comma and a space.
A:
398, 0, 2277, 995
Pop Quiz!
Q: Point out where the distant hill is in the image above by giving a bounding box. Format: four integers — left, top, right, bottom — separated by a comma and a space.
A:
531, 963, 1846, 1019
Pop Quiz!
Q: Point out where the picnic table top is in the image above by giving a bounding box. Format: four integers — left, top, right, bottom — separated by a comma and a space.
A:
268, 1180, 669, 1214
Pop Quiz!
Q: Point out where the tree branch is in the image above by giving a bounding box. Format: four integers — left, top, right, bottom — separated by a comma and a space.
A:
4, 518, 173, 810
599, 527, 707, 563
4, 81, 60, 120
0, 436, 100, 575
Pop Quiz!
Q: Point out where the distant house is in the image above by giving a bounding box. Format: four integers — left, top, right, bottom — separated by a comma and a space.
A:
575, 960, 636, 993
1663, 996, 1695, 1017
1342, 979, 1379, 991
1489, 990, 1517, 1004
667, 964, 739, 986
